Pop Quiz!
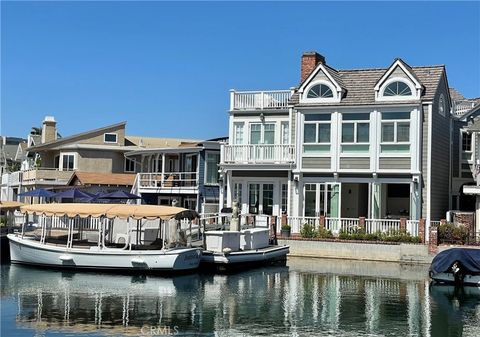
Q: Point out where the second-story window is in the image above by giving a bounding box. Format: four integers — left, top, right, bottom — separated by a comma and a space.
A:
205, 153, 220, 185
461, 131, 472, 161
380, 112, 410, 153
250, 123, 275, 144
303, 114, 331, 154
341, 113, 370, 153
104, 133, 118, 143
233, 122, 244, 144
125, 158, 135, 172
281, 122, 289, 144
61, 154, 75, 171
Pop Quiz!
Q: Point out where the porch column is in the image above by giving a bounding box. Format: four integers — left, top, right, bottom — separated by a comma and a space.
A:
370, 181, 381, 219
410, 178, 421, 220
155, 153, 160, 172
161, 154, 166, 184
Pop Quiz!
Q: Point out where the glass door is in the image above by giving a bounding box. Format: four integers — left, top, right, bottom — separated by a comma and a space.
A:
304, 183, 340, 217
248, 183, 274, 215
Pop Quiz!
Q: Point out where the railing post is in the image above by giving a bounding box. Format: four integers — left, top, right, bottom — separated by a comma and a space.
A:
419, 218, 426, 243
400, 217, 407, 233
429, 225, 438, 254
260, 91, 264, 109
359, 217, 366, 232
229, 89, 235, 110
281, 213, 287, 226
270, 216, 278, 245
319, 215, 325, 229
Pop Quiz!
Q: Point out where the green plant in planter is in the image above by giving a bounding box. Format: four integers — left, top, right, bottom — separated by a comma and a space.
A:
300, 223, 316, 238
281, 224, 291, 237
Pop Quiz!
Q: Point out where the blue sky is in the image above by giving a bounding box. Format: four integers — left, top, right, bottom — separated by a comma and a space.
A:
1, 1, 479, 140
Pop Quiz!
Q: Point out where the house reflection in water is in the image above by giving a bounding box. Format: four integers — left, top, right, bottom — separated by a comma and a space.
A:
2, 264, 479, 337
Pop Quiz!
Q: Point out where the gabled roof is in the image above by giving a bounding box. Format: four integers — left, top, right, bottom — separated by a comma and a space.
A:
125, 136, 201, 148
449, 88, 466, 102
374, 58, 423, 91
298, 62, 344, 93
28, 122, 127, 152
69, 171, 136, 187
291, 64, 445, 107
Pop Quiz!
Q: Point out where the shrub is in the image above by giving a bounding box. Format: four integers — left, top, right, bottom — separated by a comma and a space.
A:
281, 224, 291, 231
300, 223, 316, 238
316, 227, 334, 239
438, 222, 470, 245
337, 229, 420, 243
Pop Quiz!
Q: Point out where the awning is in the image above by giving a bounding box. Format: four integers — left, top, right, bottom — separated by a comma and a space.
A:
20, 203, 198, 220
0, 201, 24, 211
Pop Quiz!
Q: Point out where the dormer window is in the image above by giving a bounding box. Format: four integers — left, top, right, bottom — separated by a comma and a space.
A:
104, 133, 117, 143
383, 81, 412, 97
307, 84, 333, 98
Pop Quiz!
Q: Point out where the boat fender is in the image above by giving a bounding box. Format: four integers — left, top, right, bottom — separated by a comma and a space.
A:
222, 247, 232, 255
59, 254, 73, 262
131, 257, 146, 264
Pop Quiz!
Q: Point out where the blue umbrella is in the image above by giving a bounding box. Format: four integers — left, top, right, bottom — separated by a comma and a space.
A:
54, 188, 94, 200
18, 188, 56, 198
99, 190, 141, 200
79, 192, 108, 203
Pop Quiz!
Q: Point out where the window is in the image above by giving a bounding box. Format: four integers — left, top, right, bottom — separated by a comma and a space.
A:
461, 131, 472, 161
233, 183, 242, 203
54, 155, 60, 169
125, 158, 135, 172
439, 94, 446, 117
307, 84, 334, 98
61, 154, 75, 171
205, 153, 220, 184
104, 133, 118, 143
383, 81, 412, 97
250, 123, 275, 144
233, 123, 244, 144
281, 122, 289, 144
380, 112, 411, 153
341, 113, 370, 153
303, 114, 331, 154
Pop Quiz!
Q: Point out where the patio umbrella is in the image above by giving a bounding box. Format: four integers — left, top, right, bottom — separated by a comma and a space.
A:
99, 190, 141, 200
79, 192, 108, 203
18, 188, 56, 198
54, 188, 94, 200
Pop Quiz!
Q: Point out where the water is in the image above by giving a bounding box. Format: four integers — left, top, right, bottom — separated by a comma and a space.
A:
1, 258, 479, 337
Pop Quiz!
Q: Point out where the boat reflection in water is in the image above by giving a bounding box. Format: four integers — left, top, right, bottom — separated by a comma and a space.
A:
2, 261, 480, 337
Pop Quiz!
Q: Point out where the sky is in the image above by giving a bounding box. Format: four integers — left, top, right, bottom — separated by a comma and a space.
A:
1, 1, 479, 140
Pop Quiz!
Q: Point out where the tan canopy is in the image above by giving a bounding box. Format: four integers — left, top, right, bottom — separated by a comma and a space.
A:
20, 203, 197, 220
0, 201, 24, 211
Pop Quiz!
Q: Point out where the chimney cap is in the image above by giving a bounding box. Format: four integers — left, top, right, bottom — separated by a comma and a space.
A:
43, 116, 56, 123
302, 51, 326, 64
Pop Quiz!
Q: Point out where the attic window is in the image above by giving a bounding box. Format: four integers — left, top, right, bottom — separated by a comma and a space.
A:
307, 84, 334, 98
383, 81, 412, 97
104, 133, 118, 143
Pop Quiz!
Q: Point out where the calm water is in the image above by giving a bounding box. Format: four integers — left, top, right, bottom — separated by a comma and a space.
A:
1, 258, 479, 337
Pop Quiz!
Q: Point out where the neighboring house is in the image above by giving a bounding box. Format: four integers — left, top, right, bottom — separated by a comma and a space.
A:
126, 138, 225, 213
450, 90, 480, 212
220, 51, 454, 234
0, 136, 27, 200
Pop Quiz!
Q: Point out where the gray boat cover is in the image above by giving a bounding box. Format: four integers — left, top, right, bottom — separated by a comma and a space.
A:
431, 248, 480, 274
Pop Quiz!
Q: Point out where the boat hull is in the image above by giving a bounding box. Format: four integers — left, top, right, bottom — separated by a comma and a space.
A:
201, 245, 289, 271
430, 271, 480, 287
8, 234, 202, 272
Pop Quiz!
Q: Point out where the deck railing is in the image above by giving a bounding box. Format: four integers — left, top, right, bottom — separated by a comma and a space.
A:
231, 90, 292, 110
21, 168, 73, 185
222, 144, 295, 164
138, 172, 197, 189
453, 100, 476, 117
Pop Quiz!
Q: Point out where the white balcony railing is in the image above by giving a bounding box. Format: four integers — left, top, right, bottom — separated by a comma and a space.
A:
453, 100, 476, 117
231, 90, 292, 110
138, 172, 197, 189
222, 144, 295, 164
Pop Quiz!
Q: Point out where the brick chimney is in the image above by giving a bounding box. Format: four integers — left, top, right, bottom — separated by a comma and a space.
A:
41, 116, 57, 144
301, 52, 326, 83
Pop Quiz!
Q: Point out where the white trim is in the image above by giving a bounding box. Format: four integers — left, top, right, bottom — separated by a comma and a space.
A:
300, 80, 340, 104
104, 133, 118, 144
299, 63, 342, 93
426, 104, 432, 241
59, 152, 77, 171
124, 157, 136, 173
374, 59, 422, 91
376, 77, 419, 102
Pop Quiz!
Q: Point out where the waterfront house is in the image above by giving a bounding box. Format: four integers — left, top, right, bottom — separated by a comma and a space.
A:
220, 52, 456, 234
125, 138, 225, 213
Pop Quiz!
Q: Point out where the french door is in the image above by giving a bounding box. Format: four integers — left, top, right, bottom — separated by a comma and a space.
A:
304, 183, 340, 217
248, 183, 274, 215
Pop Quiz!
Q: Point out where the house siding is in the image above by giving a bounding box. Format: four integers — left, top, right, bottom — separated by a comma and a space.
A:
421, 104, 429, 219
339, 157, 370, 170
76, 150, 125, 173
429, 72, 451, 221
379, 158, 411, 170
302, 157, 331, 169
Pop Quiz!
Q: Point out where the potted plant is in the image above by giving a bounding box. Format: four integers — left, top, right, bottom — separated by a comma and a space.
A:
281, 224, 291, 238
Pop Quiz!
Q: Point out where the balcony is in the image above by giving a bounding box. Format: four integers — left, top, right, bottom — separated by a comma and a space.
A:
230, 90, 292, 110
137, 172, 198, 193
22, 168, 74, 186
222, 144, 295, 165
453, 100, 477, 117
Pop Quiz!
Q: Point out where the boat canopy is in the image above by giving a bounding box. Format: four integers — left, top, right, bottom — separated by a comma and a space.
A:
430, 248, 480, 274
20, 203, 198, 220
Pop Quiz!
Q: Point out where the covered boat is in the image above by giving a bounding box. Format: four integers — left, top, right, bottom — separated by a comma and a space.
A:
7, 203, 202, 272
429, 248, 480, 286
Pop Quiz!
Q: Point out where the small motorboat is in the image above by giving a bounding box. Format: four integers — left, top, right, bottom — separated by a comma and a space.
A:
429, 248, 480, 286
8, 203, 202, 273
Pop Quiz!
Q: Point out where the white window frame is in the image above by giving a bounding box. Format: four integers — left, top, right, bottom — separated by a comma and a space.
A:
104, 133, 118, 143
303, 120, 331, 156
460, 130, 473, 163
281, 122, 290, 144
60, 152, 76, 171
377, 77, 418, 102
124, 157, 136, 173
233, 122, 245, 145
302, 80, 339, 103
340, 114, 370, 154
249, 123, 276, 145
379, 113, 411, 156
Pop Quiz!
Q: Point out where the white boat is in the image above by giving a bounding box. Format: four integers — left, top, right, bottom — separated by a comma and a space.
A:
8, 203, 202, 272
